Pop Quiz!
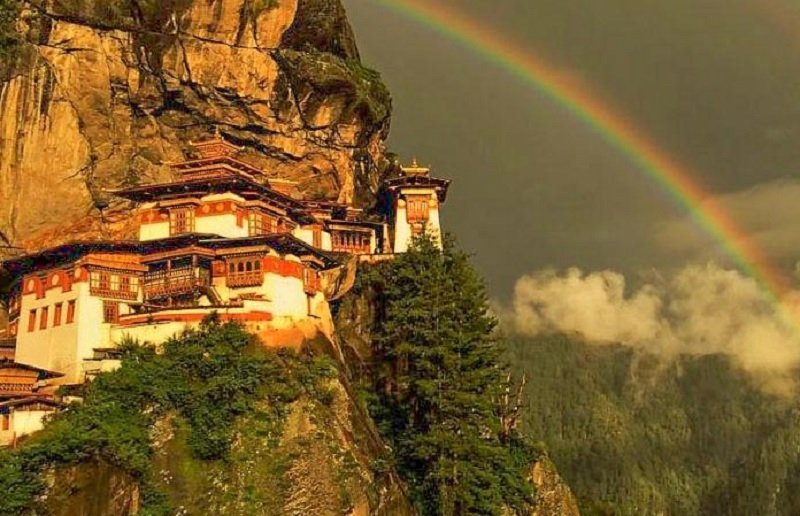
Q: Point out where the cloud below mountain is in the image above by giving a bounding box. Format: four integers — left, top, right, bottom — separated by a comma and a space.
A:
500, 263, 800, 394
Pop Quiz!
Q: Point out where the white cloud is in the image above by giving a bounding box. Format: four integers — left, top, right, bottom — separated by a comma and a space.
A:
502, 263, 800, 394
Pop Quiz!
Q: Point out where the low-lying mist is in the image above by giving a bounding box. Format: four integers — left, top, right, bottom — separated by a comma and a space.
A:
498, 263, 800, 394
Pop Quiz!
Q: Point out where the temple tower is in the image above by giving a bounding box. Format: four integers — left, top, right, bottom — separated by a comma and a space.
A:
385, 160, 451, 253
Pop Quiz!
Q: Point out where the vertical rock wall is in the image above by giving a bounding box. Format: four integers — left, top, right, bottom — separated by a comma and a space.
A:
0, 0, 392, 252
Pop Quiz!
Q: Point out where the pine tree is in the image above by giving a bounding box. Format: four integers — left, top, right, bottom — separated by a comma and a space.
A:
363, 234, 533, 515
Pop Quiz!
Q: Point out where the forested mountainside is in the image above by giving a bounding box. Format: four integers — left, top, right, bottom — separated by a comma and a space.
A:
508, 334, 800, 516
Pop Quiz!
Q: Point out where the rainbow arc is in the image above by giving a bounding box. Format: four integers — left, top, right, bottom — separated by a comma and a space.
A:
373, 0, 796, 312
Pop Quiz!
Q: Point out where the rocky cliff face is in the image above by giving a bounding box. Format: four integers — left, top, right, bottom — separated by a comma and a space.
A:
529, 457, 581, 516
0, 0, 391, 252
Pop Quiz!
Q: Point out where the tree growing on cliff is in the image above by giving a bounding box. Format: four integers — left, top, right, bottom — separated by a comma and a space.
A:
361, 234, 534, 515
0, 0, 20, 60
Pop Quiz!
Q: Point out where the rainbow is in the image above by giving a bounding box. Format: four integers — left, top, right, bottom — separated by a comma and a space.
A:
370, 0, 795, 305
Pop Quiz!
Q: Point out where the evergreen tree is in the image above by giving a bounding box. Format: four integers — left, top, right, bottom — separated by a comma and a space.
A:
0, 0, 20, 60
362, 234, 533, 515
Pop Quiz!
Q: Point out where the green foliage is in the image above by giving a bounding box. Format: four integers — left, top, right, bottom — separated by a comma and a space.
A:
507, 333, 800, 515
50, 0, 193, 30
359, 234, 533, 515
280, 0, 359, 59
0, 0, 20, 61
275, 49, 392, 125
0, 316, 339, 514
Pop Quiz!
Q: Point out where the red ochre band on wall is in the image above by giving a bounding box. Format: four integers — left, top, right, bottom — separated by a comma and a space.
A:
117, 311, 273, 327
139, 201, 255, 223
214, 256, 305, 280
21, 255, 309, 299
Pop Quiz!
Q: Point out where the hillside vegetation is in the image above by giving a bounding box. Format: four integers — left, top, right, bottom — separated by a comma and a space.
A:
350, 235, 539, 514
508, 333, 800, 516
0, 318, 411, 515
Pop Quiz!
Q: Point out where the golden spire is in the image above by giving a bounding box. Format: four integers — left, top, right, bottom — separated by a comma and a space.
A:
401, 157, 430, 176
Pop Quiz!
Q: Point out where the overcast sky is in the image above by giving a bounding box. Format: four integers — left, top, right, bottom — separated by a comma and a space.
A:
343, 0, 800, 299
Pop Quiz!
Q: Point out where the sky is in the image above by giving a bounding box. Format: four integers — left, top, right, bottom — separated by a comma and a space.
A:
342, 0, 800, 300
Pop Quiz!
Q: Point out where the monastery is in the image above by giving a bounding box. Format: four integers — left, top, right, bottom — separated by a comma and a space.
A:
0, 137, 450, 446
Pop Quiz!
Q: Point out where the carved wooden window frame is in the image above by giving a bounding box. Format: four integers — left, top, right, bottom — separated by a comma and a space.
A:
103, 301, 120, 324
66, 300, 76, 324
169, 207, 195, 236
27, 310, 37, 333
406, 195, 431, 223
39, 306, 48, 330
226, 256, 263, 288
53, 303, 63, 327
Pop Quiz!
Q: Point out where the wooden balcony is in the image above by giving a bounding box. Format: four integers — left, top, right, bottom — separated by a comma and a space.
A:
90, 286, 139, 301
0, 383, 34, 397
226, 272, 263, 288
331, 243, 372, 255
143, 267, 210, 300
331, 230, 372, 255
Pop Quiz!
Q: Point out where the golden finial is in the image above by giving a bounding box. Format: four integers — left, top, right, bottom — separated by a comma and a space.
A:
401, 156, 430, 176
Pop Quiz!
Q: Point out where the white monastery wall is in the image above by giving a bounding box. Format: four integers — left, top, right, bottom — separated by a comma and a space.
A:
292, 227, 333, 251
16, 283, 81, 383
393, 202, 411, 253
428, 208, 443, 247
195, 212, 247, 238
11, 409, 50, 436
264, 274, 307, 318
0, 409, 53, 446
74, 291, 114, 380
140, 221, 170, 241
393, 189, 442, 253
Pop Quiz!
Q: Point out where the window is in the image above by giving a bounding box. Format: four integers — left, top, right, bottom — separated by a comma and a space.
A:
39, 306, 48, 330
331, 231, 372, 254
313, 229, 322, 248
249, 211, 279, 236
103, 302, 119, 323
53, 303, 63, 327
99, 273, 110, 291
90, 271, 138, 300
226, 257, 264, 287
304, 268, 321, 295
248, 211, 264, 236
1, 414, 9, 431
170, 208, 194, 236
27, 310, 37, 333
66, 300, 76, 324
406, 195, 430, 223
